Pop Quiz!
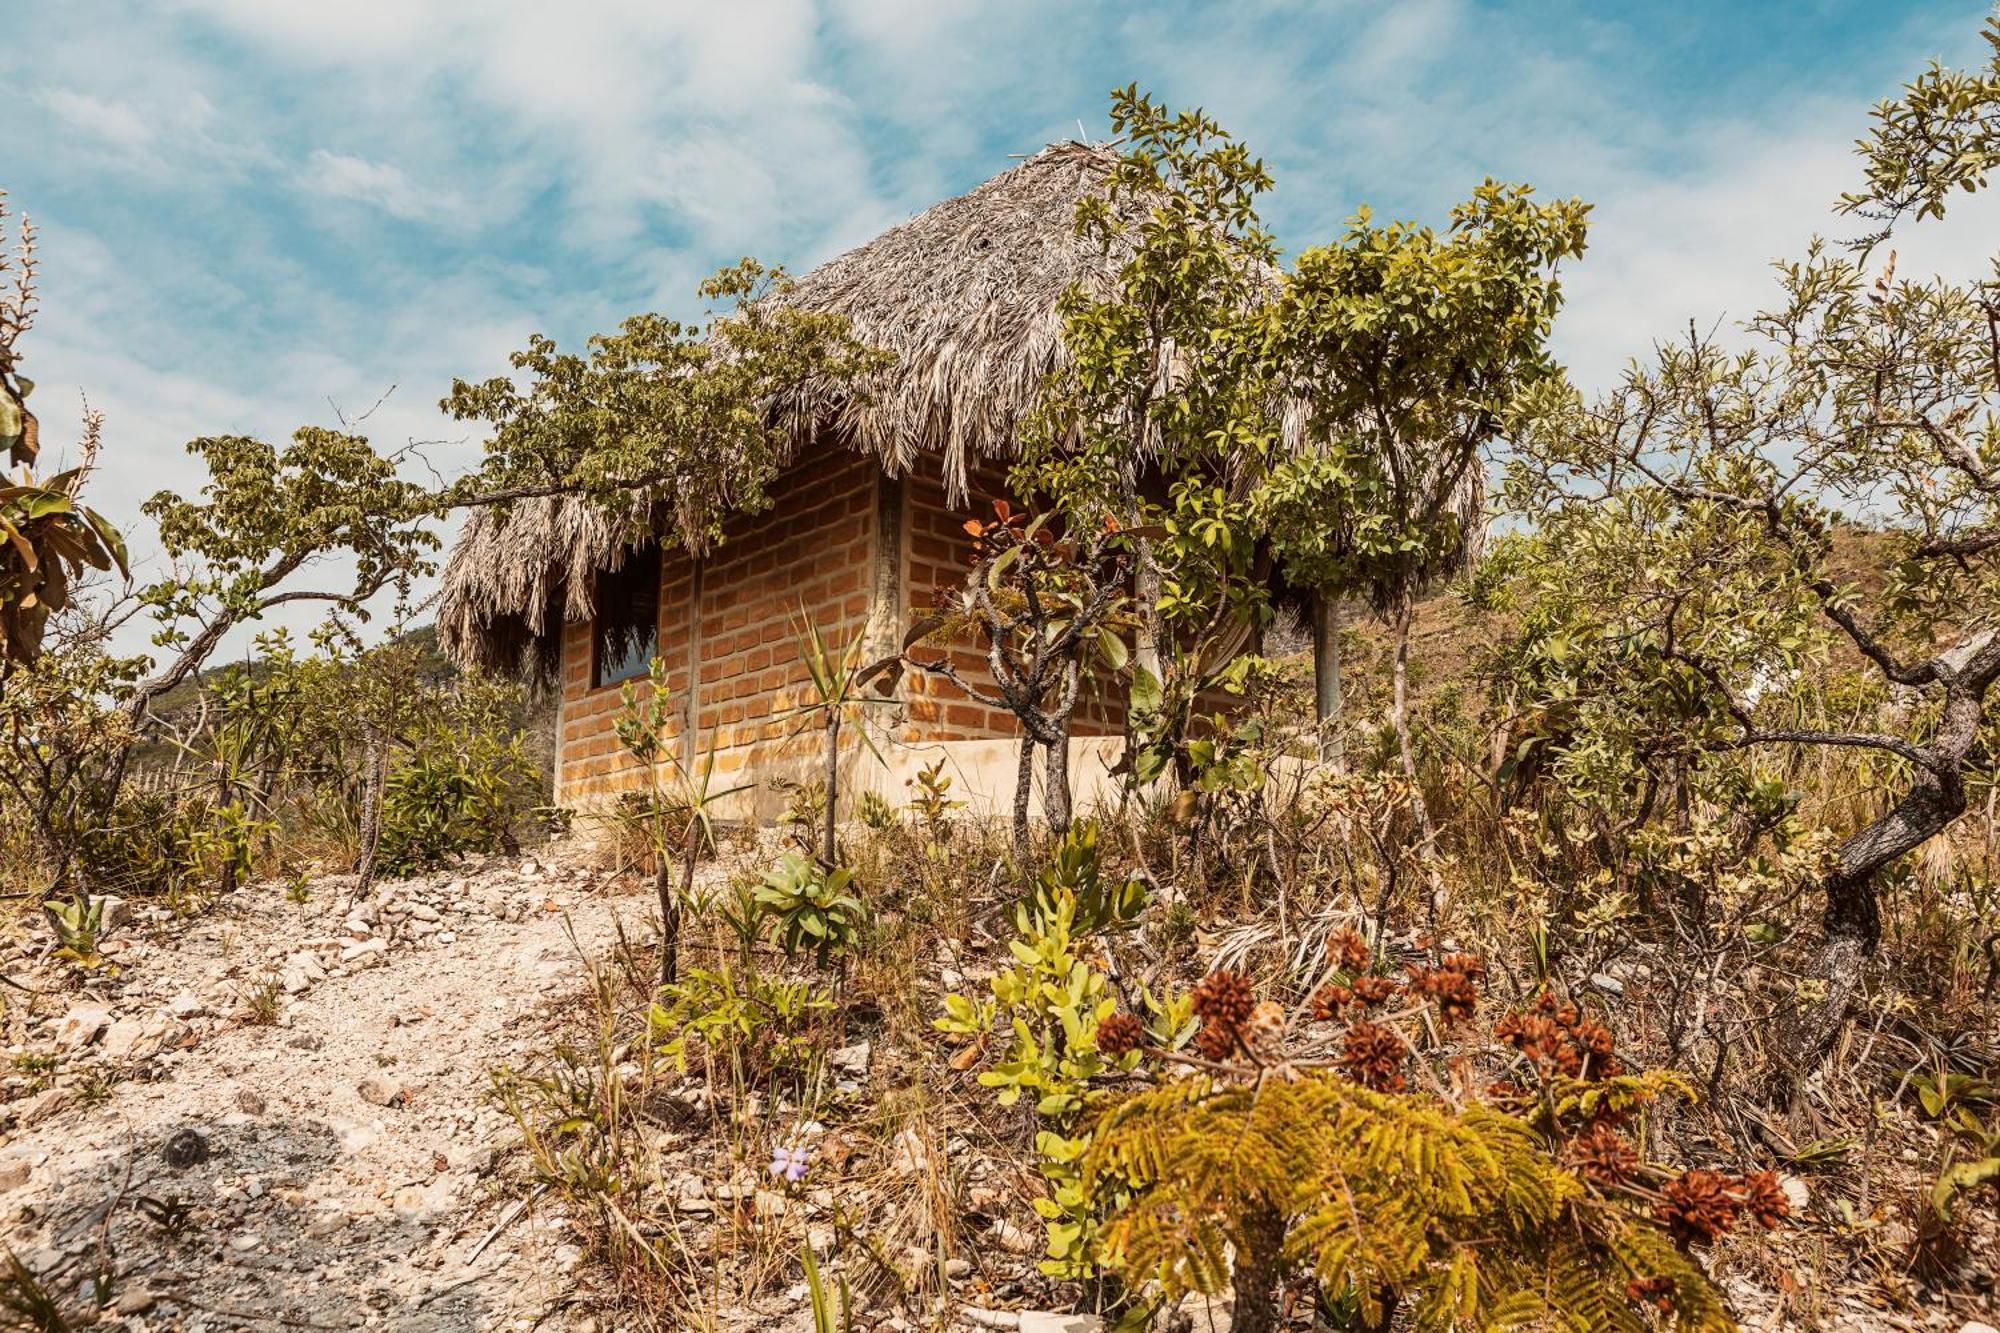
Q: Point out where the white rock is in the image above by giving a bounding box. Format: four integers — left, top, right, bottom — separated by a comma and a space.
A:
94, 895, 131, 931
987, 1218, 1039, 1255
1587, 973, 1624, 996
54, 1005, 112, 1051
829, 1041, 872, 1076
305, 1208, 348, 1238
229, 1232, 261, 1252
1019, 1316, 1101, 1333
166, 993, 204, 1019
339, 938, 389, 964
357, 1076, 407, 1108
889, 1127, 932, 1177
408, 902, 441, 923
99, 1017, 148, 1059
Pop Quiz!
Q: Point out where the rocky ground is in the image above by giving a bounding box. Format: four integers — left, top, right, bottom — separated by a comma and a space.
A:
0, 847, 644, 1331
2, 842, 1993, 1333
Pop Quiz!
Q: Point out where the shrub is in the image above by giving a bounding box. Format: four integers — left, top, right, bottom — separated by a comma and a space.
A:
755, 853, 865, 967
935, 820, 1180, 1281
376, 725, 537, 875
650, 963, 836, 1088
1084, 962, 1783, 1332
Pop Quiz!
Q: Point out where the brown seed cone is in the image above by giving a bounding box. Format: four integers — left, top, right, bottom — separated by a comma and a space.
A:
1568, 1123, 1640, 1187
1241, 1000, 1287, 1066
1625, 1276, 1676, 1313
1338, 1019, 1409, 1093
1189, 970, 1257, 1062
1095, 1012, 1144, 1059
1328, 927, 1372, 973
1737, 1170, 1790, 1229
1657, 1168, 1741, 1246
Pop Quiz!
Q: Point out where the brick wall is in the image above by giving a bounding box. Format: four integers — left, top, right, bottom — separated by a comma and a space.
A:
899, 466, 1129, 742
554, 449, 876, 808
552, 448, 1135, 813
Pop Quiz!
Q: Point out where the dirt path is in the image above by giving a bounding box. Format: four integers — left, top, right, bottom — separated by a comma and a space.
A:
0, 851, 649, 1331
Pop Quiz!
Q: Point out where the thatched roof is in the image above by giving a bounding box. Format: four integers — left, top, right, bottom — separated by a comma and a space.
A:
761, 140, 1148, 496
439, 141, 1167, 677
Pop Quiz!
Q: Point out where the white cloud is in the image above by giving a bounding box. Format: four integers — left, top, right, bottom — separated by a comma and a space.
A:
36, 89, 154, 152
300, 150, 456, 223
1555, 104, 2000, 395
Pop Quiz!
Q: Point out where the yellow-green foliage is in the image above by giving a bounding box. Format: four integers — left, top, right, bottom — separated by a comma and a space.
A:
1085, 1072, 1733, 1331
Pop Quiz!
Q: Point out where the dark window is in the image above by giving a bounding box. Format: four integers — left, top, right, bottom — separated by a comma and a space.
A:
592, 544, 660, 688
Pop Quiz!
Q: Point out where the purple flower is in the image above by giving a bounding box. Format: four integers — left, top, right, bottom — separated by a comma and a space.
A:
769, 1144, 810, 1183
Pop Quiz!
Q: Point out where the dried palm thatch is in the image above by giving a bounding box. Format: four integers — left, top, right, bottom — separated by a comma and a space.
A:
440, 142, 1166, 678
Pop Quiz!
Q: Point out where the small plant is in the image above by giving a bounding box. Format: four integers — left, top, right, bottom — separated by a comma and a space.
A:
903, 756, 963, 832
10, 1052, 55, 1093
133, 1194, 195, 1238
801, 1239, 852, 1333
42, 892, 108, 971
608, 656, 749, 985
756, 853, 866, 967
74, 1070, 121, 1107
0, 1248, 72, 1333
651, 962, 835, 1087
856, 788, 895, 830
1928, 1111, 2000, 1226
283, 870, 312, 904
787, 611, 897, 865
237, 973, 284, 1026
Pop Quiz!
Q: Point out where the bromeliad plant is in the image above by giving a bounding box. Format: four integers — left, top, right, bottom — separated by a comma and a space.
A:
786, 611, 898, 867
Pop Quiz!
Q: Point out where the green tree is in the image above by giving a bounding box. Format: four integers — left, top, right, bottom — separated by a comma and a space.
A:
1499, 19, 2000, 1081
443, 260, 888, 548
1020, 89, 1286, 791
1271, 184, 1589, 838
0, 193, 127, 669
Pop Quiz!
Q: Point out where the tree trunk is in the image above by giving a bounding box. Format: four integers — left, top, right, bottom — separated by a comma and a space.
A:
1772, 764, 1962, 1091
822, 710, 842, 868
1134, 536, 1163, 687
1012, 734, 1037, 861
1044, 727, 1073, 839
1311, 588, 1345, 769
1390, 590, 1433, 847
352, 722, 387, 899
657, 850, 681, 987
1226, 1205, 1287, 1333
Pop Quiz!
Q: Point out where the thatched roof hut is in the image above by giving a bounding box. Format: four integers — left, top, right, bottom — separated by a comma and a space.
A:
436, 140, 1485, 691
439, 140, 1163, 679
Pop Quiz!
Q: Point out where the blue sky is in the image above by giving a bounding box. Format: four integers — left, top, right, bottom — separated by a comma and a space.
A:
6, 0, 2000, 621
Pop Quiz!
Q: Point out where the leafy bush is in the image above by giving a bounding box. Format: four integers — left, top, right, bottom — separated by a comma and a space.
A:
650, 962, 836, 1087
1080, 956, 1785, 1332
1086, 1073, 1734, 1332
377, 725, 537, 875
936, 820, 1177, 1280
755, 853, 865, 967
